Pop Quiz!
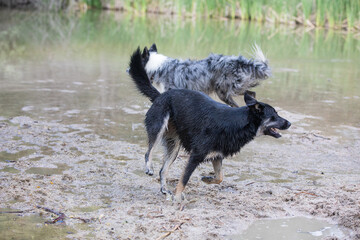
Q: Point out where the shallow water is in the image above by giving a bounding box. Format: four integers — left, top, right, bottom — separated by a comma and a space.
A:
230, 217, 347, 240
0, 149, 36, 162
0, 211, 75, 240
25, 163, 70, 175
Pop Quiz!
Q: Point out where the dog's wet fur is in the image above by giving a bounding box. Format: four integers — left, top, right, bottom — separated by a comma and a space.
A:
129, 47, 291, 202
141, 43, 271, 107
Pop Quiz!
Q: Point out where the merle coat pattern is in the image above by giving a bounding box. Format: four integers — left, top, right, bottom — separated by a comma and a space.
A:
129, 47, 290, 202
141, 43, 271, 107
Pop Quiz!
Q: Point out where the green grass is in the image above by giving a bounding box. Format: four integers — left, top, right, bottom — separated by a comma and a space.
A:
78, 0, 360, 31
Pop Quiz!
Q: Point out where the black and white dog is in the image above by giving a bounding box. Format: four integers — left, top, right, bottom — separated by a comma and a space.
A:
129, 47, 290, 202
140, 43, 271, 107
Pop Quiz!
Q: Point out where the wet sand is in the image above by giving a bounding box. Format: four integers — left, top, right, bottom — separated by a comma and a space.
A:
1, 114, 359, 239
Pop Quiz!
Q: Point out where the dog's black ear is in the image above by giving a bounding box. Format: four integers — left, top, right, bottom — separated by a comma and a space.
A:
245, 90, 256, 99
142, 47, 149, 59
244, 91, 257, 107
149, 43, 157, 53
245, 92, 263, 112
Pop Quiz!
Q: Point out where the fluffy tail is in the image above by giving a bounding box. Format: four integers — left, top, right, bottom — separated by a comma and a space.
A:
251, 43, 271, 80
129, 47, 160, 102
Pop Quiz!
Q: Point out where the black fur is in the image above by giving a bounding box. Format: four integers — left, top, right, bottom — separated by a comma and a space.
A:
129, 47, 160, 102
128, 48, 291, 201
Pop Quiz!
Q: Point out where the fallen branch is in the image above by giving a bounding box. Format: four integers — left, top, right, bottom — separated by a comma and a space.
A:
36, 206, 91, 224
37, 206, 66, 224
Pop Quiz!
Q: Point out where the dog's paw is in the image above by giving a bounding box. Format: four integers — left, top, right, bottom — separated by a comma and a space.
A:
161, 187, 172, 195
166, 192, 173, 201
173, 192, 186, 203
201, 176, 217, 184
145, 168, 154, 176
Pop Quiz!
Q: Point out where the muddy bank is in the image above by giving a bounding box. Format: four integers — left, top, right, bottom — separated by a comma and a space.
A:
0, 115, 359, 239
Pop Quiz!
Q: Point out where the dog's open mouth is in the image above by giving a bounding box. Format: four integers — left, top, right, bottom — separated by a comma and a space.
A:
264, 127, 282, 138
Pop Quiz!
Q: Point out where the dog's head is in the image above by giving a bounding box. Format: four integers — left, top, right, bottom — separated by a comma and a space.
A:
244, 92, 291, 138
126, 44, 158, 74
141, 43, 158, 67
141, 44, 168, 75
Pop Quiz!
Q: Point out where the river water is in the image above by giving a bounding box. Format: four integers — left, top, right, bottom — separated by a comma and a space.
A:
1, 10, 359, 143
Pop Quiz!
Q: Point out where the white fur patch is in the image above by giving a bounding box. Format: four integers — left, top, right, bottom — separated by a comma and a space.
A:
256, 118, 270, 137
153, 82, 166, 93
145, 53, 168, 72
205, 151, 223, 161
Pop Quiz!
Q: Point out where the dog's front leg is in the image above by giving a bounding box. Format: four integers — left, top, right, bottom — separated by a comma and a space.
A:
225, 96, 239, 108
201, 158, 224, 184
174, 154, 202, 202
216, 90, 239, 107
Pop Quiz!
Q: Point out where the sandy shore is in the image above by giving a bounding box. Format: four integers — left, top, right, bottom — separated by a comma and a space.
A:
0, 114, 359, 239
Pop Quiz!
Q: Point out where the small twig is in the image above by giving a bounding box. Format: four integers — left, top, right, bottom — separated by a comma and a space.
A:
147, 214, 165, 219
295, 191, 318, 197
0, 210, 24, 214
245, 182, 255, 186
156, 222, 185, 240
47, 213, 66, 224
69, 216, 91, 223
311, 133, 331, 140
36, 206, 62, 216
179, 198, 197, 211
179, 203, 186, 211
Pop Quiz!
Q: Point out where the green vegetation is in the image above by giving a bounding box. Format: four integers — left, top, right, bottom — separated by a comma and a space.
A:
1, 0, 358, 30
78, 0, 360, 31
1, 10, 359, 61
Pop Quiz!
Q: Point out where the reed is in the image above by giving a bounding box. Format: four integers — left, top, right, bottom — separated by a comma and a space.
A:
5, 0, 357, 30
77, 0, 360, 31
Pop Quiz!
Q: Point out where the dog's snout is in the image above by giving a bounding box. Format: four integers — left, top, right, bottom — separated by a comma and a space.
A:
279, 119, 291, 130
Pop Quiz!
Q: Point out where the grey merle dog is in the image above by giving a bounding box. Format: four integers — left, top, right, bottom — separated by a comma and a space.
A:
140, 43, 271, 107
129, 47, 291, 202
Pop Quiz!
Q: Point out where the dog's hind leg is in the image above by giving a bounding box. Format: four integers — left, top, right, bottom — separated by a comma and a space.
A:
159, 134, 180, 195
174, 153, 203, 202
201, 158, 224, 184
144, 114, 170, 176
144, 146, 155, 176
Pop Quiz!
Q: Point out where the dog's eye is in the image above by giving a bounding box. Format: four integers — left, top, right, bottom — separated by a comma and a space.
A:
271, 116, 276, 121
